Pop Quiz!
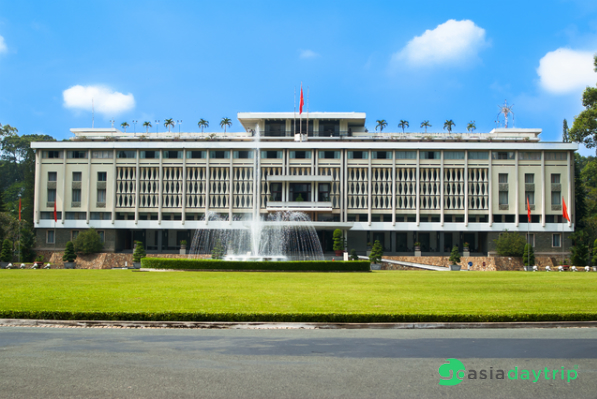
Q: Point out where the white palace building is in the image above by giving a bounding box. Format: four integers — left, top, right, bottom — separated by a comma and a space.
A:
31, 112, 577, 256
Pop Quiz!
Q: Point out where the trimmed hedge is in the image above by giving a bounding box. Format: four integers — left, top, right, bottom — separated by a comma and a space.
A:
0, 310, 596, 323
141, 258, 371, 272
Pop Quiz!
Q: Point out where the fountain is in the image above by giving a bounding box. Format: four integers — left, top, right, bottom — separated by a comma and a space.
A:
189, 211, 324, 261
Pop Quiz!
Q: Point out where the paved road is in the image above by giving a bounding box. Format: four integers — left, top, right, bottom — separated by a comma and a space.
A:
1, 327, 596, 398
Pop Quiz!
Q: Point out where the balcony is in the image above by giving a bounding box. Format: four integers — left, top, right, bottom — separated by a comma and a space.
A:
266, 201, 333, 212
266, 175, 333, 182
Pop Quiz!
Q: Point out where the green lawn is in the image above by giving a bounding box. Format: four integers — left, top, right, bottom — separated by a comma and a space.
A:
1, 270, 596, 322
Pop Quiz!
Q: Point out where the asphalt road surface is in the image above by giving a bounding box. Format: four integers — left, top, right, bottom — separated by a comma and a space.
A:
1, 326, 596, 398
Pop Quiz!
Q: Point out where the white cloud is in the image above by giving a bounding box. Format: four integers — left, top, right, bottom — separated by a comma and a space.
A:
392, 19, 488, 67
62, 85, 135, 115
537, 48, 596, 94
0, 35, 7, 54
299, 49, 319, 59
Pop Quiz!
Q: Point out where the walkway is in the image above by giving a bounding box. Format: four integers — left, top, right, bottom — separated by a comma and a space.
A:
358, 256, 448, 271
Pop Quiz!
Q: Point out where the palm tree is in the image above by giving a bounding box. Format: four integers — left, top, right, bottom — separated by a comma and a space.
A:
467, 121, 476, 132
443, 119, 455, 133
142, 121, 152, 133
198, 119, 209, 133
220, 117, 232, 133
420, 120, 431, 133
120, 122, 129, 132
164, 118, 175, 132
375, 119, 388, 133
398, 120, 409, 133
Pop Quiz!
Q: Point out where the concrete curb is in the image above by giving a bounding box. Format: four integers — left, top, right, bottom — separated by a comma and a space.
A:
1, 319, 597, 330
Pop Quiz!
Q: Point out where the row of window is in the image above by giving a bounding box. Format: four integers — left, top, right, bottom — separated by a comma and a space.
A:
498, 173, 562, 206
42, 150, 569, 161
48, 172, 107, 182
45, 230, 105, 244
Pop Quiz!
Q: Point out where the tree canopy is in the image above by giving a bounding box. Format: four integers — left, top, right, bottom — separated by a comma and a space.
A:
569, 55, 597, 153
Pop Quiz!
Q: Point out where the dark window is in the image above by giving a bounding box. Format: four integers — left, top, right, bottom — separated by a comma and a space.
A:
234, 150, 253, 159
289, 183, 311, 201
72, 172, 82, 182
98, 172, 107, 182
421, 151, 440, 160
319, 151, 340, 159
43, 151, 62, 159
141, 151, 158, 159
269, 183, 282, 201
261, 151, 282, 159
210, 151, 230, 159
117, 151, 136, 159
163, 151, 183, 159
318, 183, 330, 202
48, 172, 57, 182
290, 151, 311, 159
187, 151, 205, 159
68, 151, 87, 159
348, 151, 368, 159
372, 151, 391, 160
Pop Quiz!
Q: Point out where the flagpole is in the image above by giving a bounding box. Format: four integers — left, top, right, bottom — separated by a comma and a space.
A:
299, 82, 302, 142
293, 87, 296, 138
307, 86, 309, 138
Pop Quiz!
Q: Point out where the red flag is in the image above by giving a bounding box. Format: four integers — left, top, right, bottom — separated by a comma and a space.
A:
562, 197, 570, 223
18, 197, 21, 222
54, 201, 57, 223
527, 196, 531, 221
299, 84, 304, 115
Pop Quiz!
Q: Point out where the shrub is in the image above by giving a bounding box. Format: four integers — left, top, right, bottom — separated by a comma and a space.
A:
74, 228, 103, 255
350, 249, 359, 261
62, 241, 77, 263
449, 246, 461, 265
592, 239, 597, 266
20, 226, 36, 262
332, 229, 344, 252
369, 240, 383, 264
211, 239, 224, 260
140, 258, 371, 272
35, 255, 44, 263
522, 243, 535, 266
133, 241, 146, 263
180, 240, 187, 247
1, 239, 12, 262
571, 242, 588, 266
494, 231, 526, 257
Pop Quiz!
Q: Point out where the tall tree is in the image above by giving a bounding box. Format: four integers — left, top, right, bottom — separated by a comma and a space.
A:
120, 122, 129, 132
375, 119, 387, 133
443, 120, 455, 133
164, 118, 175, 132
198, 119, 209, 133
569, 55, 597, 153
467, 121, 476, 132
220, 117, 232, 132
142, 121, 152, 133
420, 120, 431, 133
398, 120, 409, 133
563, 119, 569, 143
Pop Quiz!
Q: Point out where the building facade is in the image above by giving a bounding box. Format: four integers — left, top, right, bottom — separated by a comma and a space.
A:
31, 112, 577, 256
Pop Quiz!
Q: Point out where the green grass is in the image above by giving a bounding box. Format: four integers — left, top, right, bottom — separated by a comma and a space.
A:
1, 270, 597, 322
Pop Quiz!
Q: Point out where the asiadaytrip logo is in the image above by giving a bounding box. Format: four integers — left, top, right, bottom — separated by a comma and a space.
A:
438, 359, 579, 386
438, 358, 466, 386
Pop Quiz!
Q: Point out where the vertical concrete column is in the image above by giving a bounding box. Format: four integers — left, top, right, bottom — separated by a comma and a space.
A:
541, 150, 546, 227
182, 150, 187, 226
254, 147, 261, 221
515, 150, 519, 227
134, 150, 140, 225
340, 150, 345, 222
416, 150, 420, 226
343, 150, 348, 223
567, 150, 572, 228
86, 153, 92, 224
464, 150, 469, 227
282, 149, 287, 202
392, 151, 396, 226
440, 151, 444, 226
368, 150, 372, 226
111, 149, 117, 224
33, 150, 41, 224
158, 153, 163, 225
312, 149, 316, 202
229, 152, 233, 224
205, 150, 210, 225
488, 150, 493, 227
62, 153, 67, 225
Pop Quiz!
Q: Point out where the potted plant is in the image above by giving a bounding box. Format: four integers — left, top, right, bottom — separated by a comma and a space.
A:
463, 242, 470, 257
369, 240, 383, 270
0, 239, 12, 268
414, 241, 421, 256
33, 255, 44, 269
133, 241, 146, 269
62, 241, 77, 269
350, 249, 359, 261
180, 240, 187, 255
449, 245, 461, 271
522, 243, 535, 271
332, 229, 344, 257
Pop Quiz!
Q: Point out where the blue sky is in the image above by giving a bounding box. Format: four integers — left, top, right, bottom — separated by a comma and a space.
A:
1, 0, 597, 153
